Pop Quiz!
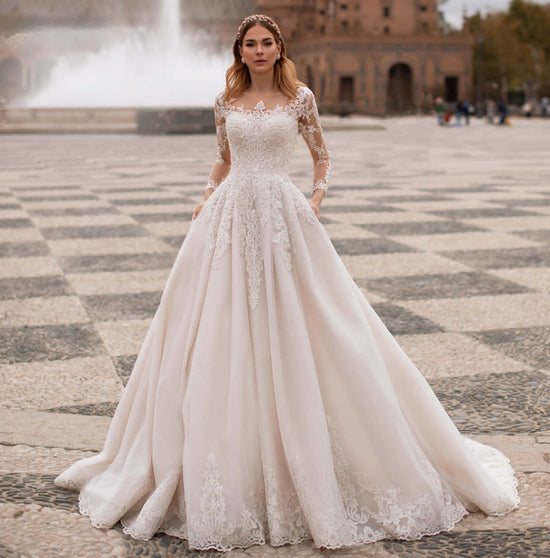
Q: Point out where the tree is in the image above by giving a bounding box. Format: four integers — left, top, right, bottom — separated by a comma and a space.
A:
466, 1, 550, 100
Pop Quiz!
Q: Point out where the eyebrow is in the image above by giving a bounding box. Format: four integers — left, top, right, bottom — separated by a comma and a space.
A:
244, 37, 274, 42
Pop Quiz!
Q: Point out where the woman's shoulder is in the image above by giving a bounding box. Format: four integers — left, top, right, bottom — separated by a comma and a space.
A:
295, 85, 314, 101
215, 90, 227, 106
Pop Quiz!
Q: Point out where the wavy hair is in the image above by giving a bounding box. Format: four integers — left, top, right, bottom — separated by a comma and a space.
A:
224, 14, 304, 102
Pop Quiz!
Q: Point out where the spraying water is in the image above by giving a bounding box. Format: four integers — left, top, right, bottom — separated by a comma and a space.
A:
25, 0, 229, 107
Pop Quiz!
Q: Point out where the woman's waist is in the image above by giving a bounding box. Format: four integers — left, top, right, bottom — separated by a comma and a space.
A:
225, 167, 291, 183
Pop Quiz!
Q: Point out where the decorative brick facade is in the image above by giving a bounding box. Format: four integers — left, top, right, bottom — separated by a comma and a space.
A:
258, 0, 473, 114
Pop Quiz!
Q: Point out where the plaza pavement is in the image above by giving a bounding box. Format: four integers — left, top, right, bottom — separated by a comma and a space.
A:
0, 115, 549, 558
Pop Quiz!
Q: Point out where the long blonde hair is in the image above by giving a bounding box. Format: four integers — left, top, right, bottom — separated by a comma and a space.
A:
224, 14, 304, 102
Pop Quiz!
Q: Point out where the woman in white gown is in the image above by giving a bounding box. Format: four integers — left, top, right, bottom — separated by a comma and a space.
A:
56, 14, 519, 551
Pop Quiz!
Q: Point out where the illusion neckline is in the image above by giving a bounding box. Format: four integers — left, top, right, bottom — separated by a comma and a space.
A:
227, 87, 306, 115
228, 99, 295, 115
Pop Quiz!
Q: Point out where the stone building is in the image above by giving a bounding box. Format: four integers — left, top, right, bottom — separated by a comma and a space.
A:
180, 0, 472, 114
0, 0, 472, 113
257, 0, 472, 114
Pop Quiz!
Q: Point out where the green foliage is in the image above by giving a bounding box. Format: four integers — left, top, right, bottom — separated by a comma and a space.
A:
466, 0, 550, 97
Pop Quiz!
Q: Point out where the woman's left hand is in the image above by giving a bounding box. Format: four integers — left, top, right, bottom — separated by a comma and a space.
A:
310, 200, 321, 221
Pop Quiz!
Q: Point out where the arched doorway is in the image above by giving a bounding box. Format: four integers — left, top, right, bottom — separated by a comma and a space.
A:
0, 58, 24, 100
386, 63, 413, 114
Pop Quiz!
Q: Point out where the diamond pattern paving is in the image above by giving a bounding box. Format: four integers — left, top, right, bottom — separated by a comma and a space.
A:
1, 116, 549, 557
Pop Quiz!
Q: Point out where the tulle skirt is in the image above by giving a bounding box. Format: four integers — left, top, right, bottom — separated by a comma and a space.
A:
55, 177, 518, 551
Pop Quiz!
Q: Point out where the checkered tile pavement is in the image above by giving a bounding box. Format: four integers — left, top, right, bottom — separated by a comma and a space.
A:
1, 117, 550, 557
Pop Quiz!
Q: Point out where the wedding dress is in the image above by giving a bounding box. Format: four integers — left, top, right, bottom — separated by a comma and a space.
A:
55, 86, 518, 551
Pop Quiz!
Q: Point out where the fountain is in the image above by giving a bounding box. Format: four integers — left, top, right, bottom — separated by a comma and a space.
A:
2, 0, 231, 134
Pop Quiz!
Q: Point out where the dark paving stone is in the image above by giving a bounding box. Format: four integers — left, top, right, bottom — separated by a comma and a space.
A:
47, 401, 118, 417
427, 207, 539, 219
0, 473, 79, 513
441, 247, 550, 269
89, 186, 163, 194
323, 204, 405, 213
17, 194, 97, 202
368, 195, 451, 203
516, 230, 550, 244
332, 238, 416, 256
431, 370, 550, 434
113, 354, 137, 386
27, 207, 119, 217
0, 324, 103, 364
82, 291, 162, 321
319, 216, 338, 224
0, 203, 21, 210
0, 218, 32, 229
156, 181, 202, 188
364, 272, 530, 301
59, 252, 176, 273
41, 224, 147, 240
383, 527, 550, 557
361, 220, 485, 236
0, 541, 23, 558
0, 276, 72, 300
131, 212, 194, 223
472, 326, 550, 369
489, 198, 550, 207
11, 185, 81, 192
421, 185, 504, 193
370, 302, 444, 335
162, 235, 186, 249
152, 188, 203, 199
329, 184, 389, 191
123, 531, 221, 558
0, 241, 50, 257
112, 197, 187, 206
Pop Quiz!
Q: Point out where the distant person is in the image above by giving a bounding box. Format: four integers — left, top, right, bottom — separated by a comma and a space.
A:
486, 99, 496, 125
497, 99, 508, 125
461, 100, 471, 125
541, 97, 549, 118
455, 100, 463, 125
435, 96, 445, 125
522, 101, 532, 118
339, 99, 353, 117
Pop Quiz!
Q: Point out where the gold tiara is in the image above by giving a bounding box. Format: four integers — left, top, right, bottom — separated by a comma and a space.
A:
236, 14, 281, 42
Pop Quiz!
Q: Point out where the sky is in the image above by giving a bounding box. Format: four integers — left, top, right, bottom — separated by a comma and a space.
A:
442, 0, 547, 28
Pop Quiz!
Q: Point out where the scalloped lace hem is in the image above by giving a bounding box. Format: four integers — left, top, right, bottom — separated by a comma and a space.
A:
124, 510, 469, 553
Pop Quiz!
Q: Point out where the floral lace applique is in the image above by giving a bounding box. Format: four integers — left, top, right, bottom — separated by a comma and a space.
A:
200, 87, 325, 310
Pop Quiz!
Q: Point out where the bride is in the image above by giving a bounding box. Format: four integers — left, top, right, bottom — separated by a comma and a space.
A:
55, 14, 519, 551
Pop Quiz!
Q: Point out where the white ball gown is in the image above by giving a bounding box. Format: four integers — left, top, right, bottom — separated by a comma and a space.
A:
55, 86, 519, 551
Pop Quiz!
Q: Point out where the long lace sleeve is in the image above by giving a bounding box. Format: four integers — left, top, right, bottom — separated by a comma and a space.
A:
206, 93, 231, 191
297, 88, 331, 193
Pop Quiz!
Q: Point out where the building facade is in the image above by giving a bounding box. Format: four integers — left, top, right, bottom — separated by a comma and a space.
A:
258, 0, 472, 114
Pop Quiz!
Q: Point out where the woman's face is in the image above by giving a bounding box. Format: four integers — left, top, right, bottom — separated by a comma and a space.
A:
239, 25, 281, 75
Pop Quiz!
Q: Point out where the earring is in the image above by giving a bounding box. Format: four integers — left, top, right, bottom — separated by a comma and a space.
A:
276, 54, 281, 60
241, 57, 246, 64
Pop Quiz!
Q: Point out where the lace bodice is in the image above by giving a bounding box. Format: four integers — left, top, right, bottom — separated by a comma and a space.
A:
206, 86, 331, 192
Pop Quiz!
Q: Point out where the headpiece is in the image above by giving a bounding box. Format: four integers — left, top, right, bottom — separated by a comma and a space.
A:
236, 14, 282, 43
